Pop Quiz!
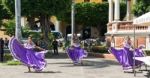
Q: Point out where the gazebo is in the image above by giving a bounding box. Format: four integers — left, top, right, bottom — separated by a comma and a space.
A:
133, 12, 150, 26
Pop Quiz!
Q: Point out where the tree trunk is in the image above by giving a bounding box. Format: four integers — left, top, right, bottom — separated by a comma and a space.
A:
97, 25, 102, 36
40, 15, 51, 40
27, 16, 35, 29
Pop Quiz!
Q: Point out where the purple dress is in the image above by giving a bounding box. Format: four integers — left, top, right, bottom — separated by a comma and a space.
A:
67, 43, 88, 64
109, 42, 144, 70
8, 37, 47, 71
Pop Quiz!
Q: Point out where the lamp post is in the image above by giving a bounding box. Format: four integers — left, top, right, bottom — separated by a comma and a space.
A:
15, 0, 22, 41
71, 0, 75, 45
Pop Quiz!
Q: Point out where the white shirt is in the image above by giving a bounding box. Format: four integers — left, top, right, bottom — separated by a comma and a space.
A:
123, 41, 132, 49
111, 42, 115, 47
24, 42, 35, 49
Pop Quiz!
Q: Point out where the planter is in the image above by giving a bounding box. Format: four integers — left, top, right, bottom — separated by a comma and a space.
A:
88, 52, 115, 59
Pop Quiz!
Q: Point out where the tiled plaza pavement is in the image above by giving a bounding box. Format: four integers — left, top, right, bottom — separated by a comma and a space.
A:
0, 52, 149, 78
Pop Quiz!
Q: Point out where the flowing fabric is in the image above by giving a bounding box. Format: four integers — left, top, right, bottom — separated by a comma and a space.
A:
109, 47, 144, 70
8, 37, 47, 71
67, 44, 88, 64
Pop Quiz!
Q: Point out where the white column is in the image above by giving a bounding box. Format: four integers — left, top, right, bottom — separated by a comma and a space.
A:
146, 35, 150, 49
126, 0, 131, 21
114, 0, 120, 21
108, 0, 113, 22
55, 21, 60, 32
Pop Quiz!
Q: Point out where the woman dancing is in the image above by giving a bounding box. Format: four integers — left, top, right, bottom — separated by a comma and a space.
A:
9, 36, 47, 72
67, 34, 88, 65
109, 36, 144, 72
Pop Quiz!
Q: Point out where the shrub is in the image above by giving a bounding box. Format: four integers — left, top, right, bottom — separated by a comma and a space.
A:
91, 46, 108, 53
4, 53, 13, 61
144, 50, 150, 56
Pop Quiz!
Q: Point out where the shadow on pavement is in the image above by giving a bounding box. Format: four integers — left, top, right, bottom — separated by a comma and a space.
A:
59, 59, 119, 68
60, 64, 94, 67
45, 52, 100, 59
45, 51, 121, 69
47, 62, 73, 65
144, 70, 150, 78
24, 71, 62, 73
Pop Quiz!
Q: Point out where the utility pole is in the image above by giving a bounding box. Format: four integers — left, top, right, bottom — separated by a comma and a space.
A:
15, 0, 22, 41
71, 0, 75, 45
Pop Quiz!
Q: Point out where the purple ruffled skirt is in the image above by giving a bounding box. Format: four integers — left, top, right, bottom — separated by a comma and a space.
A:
67, 47, 88, 64
8, 37, 47, 71
109, 47, 144, 70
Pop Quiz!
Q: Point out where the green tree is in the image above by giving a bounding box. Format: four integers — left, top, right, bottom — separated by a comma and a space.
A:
132, 0, 150, 16
0, 1, 11, 26
3, 19, 15, 36
64, 2, 126, 36
3, 19, 39, 38
5, 0, 71, 39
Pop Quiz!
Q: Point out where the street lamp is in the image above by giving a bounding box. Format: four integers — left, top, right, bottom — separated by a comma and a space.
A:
15, 0, 22, 41
71, 0, 75, 45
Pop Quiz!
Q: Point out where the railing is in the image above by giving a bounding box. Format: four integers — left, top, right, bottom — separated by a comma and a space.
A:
107, 21, 148, 32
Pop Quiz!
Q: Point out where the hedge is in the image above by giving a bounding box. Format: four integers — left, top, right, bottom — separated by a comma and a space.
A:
91, 46, 108, 53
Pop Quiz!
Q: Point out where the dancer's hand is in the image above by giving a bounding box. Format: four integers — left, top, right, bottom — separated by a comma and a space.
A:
129, 48, 134, 51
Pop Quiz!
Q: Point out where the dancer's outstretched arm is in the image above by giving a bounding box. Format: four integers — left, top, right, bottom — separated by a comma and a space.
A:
35, 46, 45, 51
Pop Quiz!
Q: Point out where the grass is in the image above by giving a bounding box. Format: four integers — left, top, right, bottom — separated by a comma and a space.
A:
0, 53, 22, 65
6, 60, 21, 65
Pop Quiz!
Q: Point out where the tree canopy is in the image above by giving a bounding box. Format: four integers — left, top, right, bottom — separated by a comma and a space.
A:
132, 0, 150, 16
5, 0, 71, 40
5, 0, 71, 18
0, 1, 12, 26
64, 2, 126, 36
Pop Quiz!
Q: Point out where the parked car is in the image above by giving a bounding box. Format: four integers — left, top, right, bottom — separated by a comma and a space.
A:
51, 31, 64, 47
67, 33, 81, 41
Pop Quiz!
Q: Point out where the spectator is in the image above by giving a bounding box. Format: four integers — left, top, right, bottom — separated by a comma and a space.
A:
52, 38, 58, 55
4, 38, 9, 48
0, 38, 4, 62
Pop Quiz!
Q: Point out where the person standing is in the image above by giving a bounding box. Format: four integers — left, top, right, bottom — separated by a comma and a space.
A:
4, 38, 9, 48
52, 38, 58, 55
0, 38, 4, 62
110, 35, 115, 47
106, 38, 111, 49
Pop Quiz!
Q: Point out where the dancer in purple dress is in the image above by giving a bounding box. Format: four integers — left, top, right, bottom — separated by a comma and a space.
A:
9, 36, 47, 72
67, 34, 88, 65
109, 36, 144, 71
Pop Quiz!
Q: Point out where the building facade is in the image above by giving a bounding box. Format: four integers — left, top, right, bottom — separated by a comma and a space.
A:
106, 0, 150, 49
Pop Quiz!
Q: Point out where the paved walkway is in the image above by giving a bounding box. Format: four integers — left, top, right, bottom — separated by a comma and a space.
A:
0, 52, 149, 78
